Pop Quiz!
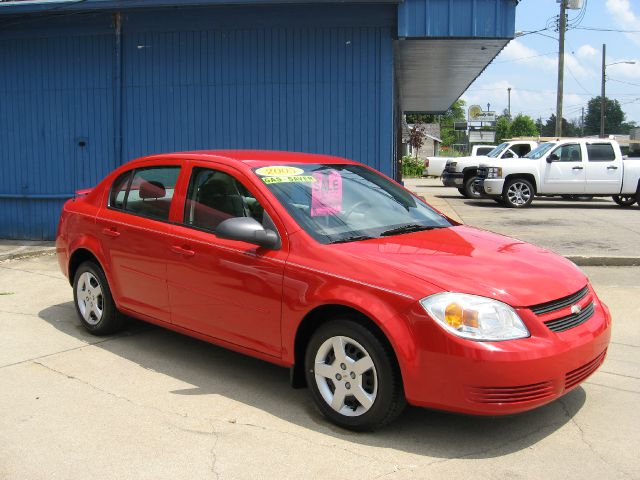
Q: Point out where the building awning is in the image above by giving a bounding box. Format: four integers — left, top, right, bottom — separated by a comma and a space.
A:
396, 0, 516, 114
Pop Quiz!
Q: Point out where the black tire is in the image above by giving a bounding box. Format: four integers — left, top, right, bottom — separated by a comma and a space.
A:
457, 187, 466, 196
493, 196, 505, 205
73, 261, 124, 335
304, 319, 405, 431
463, 175, 482, 199
612, 194, 637, 207
503, 178, 534, 208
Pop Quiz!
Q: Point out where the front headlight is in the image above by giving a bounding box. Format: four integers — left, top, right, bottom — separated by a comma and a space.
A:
487, 167, 502, 178
419, 293, 529, 341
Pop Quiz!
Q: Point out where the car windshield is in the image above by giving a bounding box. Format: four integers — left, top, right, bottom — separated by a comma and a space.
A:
254, 164, 452, 244
487, 143, 509, 158
525, 142, 556, 159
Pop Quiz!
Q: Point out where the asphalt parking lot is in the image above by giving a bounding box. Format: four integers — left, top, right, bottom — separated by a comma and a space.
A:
405, 178, 640, 262
0, 255, 638, 480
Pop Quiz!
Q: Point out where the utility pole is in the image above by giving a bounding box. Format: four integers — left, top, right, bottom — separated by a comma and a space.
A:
555, 0, 567, 137
600, 43, 606, 138
508, 88, 512, 118
581, 107, 585, 136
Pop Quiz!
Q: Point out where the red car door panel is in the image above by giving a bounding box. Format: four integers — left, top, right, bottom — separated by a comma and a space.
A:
166, 162, 287, 357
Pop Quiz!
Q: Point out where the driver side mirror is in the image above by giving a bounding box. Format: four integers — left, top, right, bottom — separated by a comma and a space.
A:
547, 153, 559, 163
216, 217, 281, 249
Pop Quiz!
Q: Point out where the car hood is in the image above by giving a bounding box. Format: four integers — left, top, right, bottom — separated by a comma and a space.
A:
330, 225, 587, 307
453, 155, 489, 165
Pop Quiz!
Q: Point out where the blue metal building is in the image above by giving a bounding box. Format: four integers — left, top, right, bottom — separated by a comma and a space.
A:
0, 0, 517, 239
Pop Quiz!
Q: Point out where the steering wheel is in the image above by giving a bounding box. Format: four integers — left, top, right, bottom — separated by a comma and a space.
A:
343, 200, 372, 219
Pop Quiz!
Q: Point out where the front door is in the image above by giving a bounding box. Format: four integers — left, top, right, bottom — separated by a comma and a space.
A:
96, 165, 181, 322
167, 162, 286, 357
540, 143, 586, 194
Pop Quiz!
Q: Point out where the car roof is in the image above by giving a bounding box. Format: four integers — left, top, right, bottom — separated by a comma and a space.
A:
129, 150, 358, 167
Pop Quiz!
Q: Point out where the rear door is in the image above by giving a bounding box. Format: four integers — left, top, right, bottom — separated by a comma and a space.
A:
96, 163, 181, 322
585, 142, 622, 194
540, 143, 586, 194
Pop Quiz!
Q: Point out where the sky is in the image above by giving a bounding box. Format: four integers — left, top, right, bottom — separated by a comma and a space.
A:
461, 0, 640, 127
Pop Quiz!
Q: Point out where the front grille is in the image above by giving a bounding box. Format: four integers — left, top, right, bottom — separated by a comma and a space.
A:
477, 166, 488, 180
544, 302, 595, 332
467, 381, 554, 404
530, 285, 589, 315
565, 350, 607, 390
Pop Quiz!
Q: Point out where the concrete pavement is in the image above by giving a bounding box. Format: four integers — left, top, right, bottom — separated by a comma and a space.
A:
405, 178, 640, 264
0, 240, 55, 262
0, 255, 638, 479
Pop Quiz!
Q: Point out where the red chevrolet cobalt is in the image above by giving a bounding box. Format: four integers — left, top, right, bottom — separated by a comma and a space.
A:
56, 151, 611, 430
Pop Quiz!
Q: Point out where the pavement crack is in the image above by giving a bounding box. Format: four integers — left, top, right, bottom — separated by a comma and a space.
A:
558, 399, 632, 479
210, 421, 221, 480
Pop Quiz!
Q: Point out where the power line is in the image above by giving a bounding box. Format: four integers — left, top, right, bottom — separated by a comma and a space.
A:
608, 78, 640, 88
493, 51, 557, 64
572, 26, 640, 33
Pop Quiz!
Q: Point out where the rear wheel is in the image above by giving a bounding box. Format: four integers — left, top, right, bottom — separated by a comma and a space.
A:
463, 175, 482, 199
504, 178, 534, 208
304, 319, 405, 431
73, 261, 124, 335
612, 194, 637, 207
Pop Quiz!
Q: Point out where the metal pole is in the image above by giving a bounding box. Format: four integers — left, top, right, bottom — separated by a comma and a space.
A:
508, 88, 512, 118
555, 0, 566, 137
581, 107, 585, 136
600, 44, 606, 138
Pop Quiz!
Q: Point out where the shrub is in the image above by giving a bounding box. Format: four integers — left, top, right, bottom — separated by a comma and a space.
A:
401, 155, 423, 178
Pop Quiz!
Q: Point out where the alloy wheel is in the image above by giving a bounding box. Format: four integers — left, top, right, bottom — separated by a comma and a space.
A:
313, 335, 378, 417
76, 272, 104, 325
507, 182, 532, 206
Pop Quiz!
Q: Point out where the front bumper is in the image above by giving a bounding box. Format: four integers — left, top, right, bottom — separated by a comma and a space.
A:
442, 171, 463, 187
402, 287, 612, 415
479, 178, 506, 195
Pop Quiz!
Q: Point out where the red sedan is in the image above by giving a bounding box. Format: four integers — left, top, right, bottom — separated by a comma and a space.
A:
56, 151, 611, 431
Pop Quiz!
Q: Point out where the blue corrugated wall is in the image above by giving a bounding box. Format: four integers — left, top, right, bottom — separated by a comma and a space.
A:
398, 0, 516, 38
0, 5, 395, 239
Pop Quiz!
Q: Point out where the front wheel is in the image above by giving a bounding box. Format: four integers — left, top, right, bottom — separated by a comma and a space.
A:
73, 261, 124, 335
612, 194, 637, 207
305, 319, 405, 431
504, 178, 534, 208
463, 176, 482, 199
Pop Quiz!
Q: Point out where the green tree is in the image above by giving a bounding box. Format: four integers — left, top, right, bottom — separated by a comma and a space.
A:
539, 114, 580, 137
584, 96, 626, 135
407, 99, 466, 147
509, 114, 539, 138
495, 116, 511, 144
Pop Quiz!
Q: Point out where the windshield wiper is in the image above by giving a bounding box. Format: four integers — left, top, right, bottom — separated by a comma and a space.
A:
379, 224, 445, 237
328, 235, 375, 244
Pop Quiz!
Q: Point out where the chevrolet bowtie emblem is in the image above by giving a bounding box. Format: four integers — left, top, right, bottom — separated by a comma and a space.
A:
571, 304, 582, 315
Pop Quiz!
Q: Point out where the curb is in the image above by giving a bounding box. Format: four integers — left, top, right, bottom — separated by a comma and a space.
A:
0, 248, 56, 263
566, 256, 640, 267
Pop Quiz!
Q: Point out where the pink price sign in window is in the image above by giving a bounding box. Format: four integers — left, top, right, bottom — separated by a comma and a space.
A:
311, 170, 343, 216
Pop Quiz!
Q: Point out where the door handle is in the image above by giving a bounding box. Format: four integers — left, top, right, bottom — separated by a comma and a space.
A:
572, 166, 584, 170
607, 165, 618, 170
171, 245, 195, 257
102, 227, 121, 238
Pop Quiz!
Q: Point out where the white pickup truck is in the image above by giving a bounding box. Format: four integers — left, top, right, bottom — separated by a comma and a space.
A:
441, 141, 538, 198
476, 139, 640, 208
423, 144, 495, 178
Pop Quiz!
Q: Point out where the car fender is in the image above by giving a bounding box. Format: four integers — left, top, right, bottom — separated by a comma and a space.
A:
280, 270, 420, 388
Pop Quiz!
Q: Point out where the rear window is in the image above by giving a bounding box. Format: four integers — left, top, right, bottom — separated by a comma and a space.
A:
108, 166, 181, 221
587, 143, 616, 162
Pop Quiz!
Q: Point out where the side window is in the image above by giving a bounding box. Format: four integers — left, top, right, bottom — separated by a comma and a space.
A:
516, 144, 532, 157
122, 167, 180, 221
587, 143, 616, 162
184, 167, 267, 233
552, 143, 582, 162
109, 171, 133, 209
